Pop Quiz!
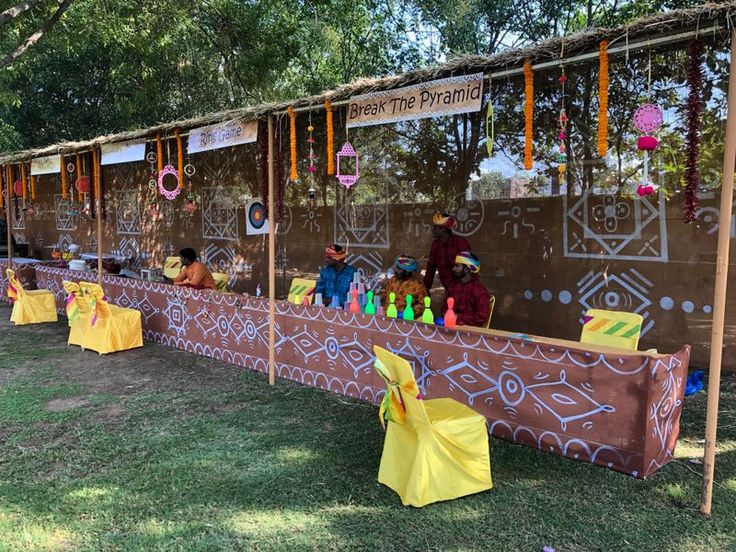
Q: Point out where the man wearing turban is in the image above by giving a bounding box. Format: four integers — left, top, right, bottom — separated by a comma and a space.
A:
379, 254, 427, 312
443, 251, 491, 328
315, 243, 356, 304
423, 212, 472, 292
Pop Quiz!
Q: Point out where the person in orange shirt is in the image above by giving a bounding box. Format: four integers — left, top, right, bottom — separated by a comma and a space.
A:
164, 248, 217, 290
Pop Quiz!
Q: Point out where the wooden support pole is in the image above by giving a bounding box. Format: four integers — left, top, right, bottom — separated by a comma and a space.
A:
5, 165, 13, 270
701, 29, 736, 516
267, 116, 276, 386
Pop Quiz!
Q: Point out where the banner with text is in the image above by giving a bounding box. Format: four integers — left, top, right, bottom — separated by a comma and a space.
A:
101, 140, 146, 165
188, 120, 258, 154
346, 73, 484, 128
30, 155, 61, 175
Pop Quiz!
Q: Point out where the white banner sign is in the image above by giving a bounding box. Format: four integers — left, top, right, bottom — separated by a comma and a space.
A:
347, 73, 484, 128
188, 120, 258, 154
101, 140, 147, 165
30, 155, 61, 175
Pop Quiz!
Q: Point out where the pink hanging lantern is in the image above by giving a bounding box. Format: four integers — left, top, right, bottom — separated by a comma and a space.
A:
336, 142, 359, 189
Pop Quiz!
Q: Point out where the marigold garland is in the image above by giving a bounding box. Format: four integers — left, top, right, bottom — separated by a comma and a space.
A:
30, 175, 36, 201
21, 161, 27, 201
75, 153, 82, 202
325, 99, 334, 175
288, 106, 298, 181
684, 39, 704, 223
156, 132, 163, 176
597, 40, 609, 158
60, 155, 68, 200
523, 60, 534, 170
175, 129, 184, 189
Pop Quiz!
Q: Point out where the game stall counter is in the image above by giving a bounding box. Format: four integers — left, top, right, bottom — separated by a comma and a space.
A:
35, 264, 690, 478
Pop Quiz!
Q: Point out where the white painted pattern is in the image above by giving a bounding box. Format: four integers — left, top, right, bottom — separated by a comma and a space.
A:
202, 187, 239, 241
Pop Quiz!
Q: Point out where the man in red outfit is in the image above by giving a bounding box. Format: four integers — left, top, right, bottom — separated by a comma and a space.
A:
423, 212, 472, 292
443, 251, 491, 328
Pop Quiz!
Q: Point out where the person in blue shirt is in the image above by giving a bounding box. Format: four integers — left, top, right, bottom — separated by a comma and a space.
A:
315, 243, 356, 305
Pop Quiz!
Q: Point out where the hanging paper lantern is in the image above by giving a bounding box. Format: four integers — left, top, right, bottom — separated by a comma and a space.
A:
13, 179, 23, 197
76, 175, 91, 194
336, 142, 359, 189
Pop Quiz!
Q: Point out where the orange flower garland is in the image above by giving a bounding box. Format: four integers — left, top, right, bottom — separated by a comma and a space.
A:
31, 175, 36, 201
523, 60, 534, 170
21, 161, 27, 201
75, 153, 82, 201
7, 164, 13, 202
93, 148, 101, 196
288, 106, 298, 181
156, 132, 163, 176
176, 129, 184, 189
325, 99, 334, 175
60, 155, 68, 199
597, 40, 609, 158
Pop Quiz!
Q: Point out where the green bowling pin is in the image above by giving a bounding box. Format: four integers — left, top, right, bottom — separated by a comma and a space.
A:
402, 294, 415, 321
386, 292, 398, 318
421, 296, 435, 324
364, 291, 376, 315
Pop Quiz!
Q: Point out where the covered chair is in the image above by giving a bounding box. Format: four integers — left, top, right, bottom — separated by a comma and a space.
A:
372, 345, 492, 507
78, 282, 143, 354
212, 272, 230, 292
580, 308, 643, 351
62, 281, 90, 346
6, 268, 58, 325
163, 256, 182, 279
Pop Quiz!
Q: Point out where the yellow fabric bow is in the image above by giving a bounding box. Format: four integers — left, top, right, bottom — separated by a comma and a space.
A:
374, 358, 420, 430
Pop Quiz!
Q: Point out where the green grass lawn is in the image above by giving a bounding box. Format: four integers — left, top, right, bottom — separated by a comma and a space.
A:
0, 305, 734, 551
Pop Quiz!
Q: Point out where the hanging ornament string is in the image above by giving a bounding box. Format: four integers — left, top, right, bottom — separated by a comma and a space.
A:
176, 129, 185, 189
0, 166, 4, 210
684, 39, 704, 223
598, 40, 609, 158
325, 99, 334, 175
7, 164, 13, 205
97, 148, 106, 220
288, 106, 298, 181
523, 60, 534, 170
257, 119, 269, 218
307, 111, 316, 174
485, 79, 494, 157
156, 132, 163, 176
558, 66, 568, 177
75, 153, 82, 202
276, 116, 285, 222
20, 161, 27, 202
87, 152, 95, 218
60, 155, 68, 200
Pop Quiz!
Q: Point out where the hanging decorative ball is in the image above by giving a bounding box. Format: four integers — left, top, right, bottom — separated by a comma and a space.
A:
633, 104, 663, 134
559, 164, 567, 174
637, 135, 660, 151
636, 183, 656, 197
13, 179, 23, 197
76, 176, 91, 194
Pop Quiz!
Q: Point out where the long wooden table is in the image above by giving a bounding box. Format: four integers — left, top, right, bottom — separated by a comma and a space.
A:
30, 265, 691, 478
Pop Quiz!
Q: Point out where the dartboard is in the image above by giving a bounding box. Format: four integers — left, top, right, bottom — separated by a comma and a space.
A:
248, 201, 266, 230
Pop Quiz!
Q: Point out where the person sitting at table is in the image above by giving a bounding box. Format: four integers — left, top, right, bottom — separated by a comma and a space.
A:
423, 211, 472, 292
315, 243, 356, 305
163, 247, 216, 290
443, 251, 491, 328
379, 254, 427, 312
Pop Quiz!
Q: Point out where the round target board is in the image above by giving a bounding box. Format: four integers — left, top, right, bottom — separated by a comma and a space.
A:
246, 199, 269, 235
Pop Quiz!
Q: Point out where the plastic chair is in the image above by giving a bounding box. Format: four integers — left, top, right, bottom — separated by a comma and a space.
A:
580, 308, 643, 351
212, 272, 230, 292
6, 269, 58, 325
372, 345, 493, 507
485, 295, 496, 329
78, 282, 143, 355
163, 256, 182, 279
62, 281, 90, 347
288, 278, 317, 305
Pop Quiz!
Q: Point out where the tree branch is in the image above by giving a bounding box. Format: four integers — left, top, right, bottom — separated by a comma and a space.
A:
0, 0, 74, 70
0, 0, 44, 28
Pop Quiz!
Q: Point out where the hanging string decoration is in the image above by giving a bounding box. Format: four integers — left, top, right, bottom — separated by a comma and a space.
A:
684, 39, 704, 223
325, 99, 334, 175
276, 120, 285, 222
7, 165, 13, 205
75, 153, 83, 201
257, 119, 269, 219
0, 165, 4, 209
597, 40, 609, 158
288, 106, 298, 182
523, 60, 534, 170
485, 92, 494, 157
176, 129, 185, 189
60, 155, 68, 200
558, 67, 569, 177
95, 148, 106, 220
20, 162, 28, 201
156, 132, 163, 176
633, 104, 663, 197
307, 114, 316, 174
183, 149, 197, 214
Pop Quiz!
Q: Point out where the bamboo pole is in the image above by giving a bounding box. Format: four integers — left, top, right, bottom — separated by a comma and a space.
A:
5, 165, 12, 270
700, 29, 736, 516
267, 116, 276, 386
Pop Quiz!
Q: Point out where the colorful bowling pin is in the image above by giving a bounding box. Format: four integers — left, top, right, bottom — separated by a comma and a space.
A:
302, 295, 310, 306
386, 292, 398, 318
445, 297, 457, 328
364, 291, 376, 315
329, 295, 341, 309
402, 294, 415, 321
314, 293, 324, 307
421, 296, 434, 324
374, 294, 384, 316
349, 288, 361, 313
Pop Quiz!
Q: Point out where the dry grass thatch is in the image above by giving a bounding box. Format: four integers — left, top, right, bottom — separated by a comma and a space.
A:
2, 1, 735, 162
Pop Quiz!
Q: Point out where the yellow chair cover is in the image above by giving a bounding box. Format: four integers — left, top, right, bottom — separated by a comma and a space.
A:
62, 281, 90, 346
212, 272, 229, 292
78, 282, 143, 355
6, 269, 58, 325
580, 308, 643, 351
373, 346, 492, 507
288, 278, 316, 305
163, 256, 182, 279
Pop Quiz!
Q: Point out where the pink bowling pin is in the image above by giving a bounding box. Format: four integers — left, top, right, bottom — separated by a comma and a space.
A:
445, 297, 457, 328
349, 288, 361, 313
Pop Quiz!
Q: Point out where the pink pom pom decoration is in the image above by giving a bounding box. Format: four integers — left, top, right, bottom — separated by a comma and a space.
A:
637, 135, 660, 151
